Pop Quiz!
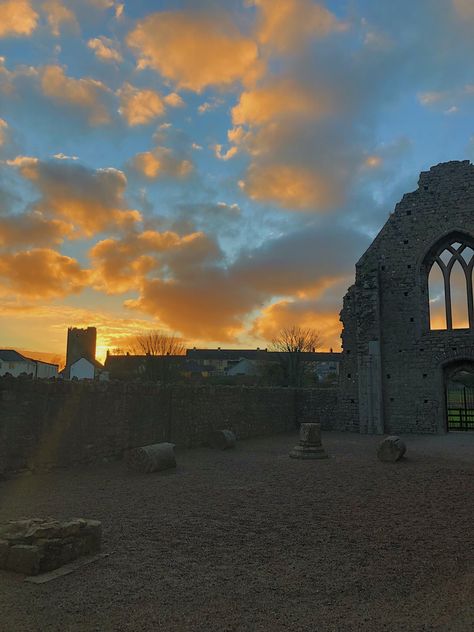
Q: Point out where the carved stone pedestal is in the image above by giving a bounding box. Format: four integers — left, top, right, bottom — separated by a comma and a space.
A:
289, 423, 328, 459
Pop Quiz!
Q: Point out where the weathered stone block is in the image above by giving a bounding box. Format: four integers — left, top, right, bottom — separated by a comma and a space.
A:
208, 429, 236, 450
127, 442, 176, 473
289, 422, 328, 459
377, 436, 406, 462
6, 545, 41, 575
0, 518, 102, 575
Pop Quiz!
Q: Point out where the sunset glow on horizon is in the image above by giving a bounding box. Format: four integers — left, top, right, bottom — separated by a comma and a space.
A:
1, 0, 474, 360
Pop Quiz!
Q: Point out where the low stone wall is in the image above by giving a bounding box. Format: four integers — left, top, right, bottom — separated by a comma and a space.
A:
0, 378, 338, 474
0, 518, 101, 575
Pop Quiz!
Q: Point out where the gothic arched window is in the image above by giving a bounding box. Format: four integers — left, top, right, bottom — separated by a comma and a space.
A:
427, 237, 474, 330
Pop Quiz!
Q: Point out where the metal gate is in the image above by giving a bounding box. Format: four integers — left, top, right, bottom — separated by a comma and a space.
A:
446, 380, 474, 431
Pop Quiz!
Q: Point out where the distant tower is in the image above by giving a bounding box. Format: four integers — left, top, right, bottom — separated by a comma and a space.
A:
66, 327, 97, 366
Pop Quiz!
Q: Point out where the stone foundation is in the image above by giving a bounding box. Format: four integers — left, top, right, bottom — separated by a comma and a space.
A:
0, 518, 101, 575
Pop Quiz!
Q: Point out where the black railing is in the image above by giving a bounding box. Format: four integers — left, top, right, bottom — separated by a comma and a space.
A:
447, 407, 474, 431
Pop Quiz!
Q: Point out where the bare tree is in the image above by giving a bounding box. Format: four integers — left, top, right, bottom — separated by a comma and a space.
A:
127, 330, 186, 383
130, 331, 185, 356
270, 325, 321, 387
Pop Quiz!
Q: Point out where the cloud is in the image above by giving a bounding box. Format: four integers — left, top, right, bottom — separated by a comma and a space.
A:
8, 158, 141, 236
42, 0, 78, 37
0, 248, 88, 299
88, 36, 122, 63
241, 162, 344, 210
131, 147, 193, 180
251, 0, 347, 55
0, 0, 39, 38
0, 212, 73, 247
40, 65, 111, 125
118, 219, 368, 341
232, 78, 334, 127
91, 229, 222, 294
164, 92, 184, 108
214, 144, 238, 161
127, 10, 261, 92
251, 296, 343, 350
0, 118, 8, 146
118, 82, 166, 126
453, 0, 474, 20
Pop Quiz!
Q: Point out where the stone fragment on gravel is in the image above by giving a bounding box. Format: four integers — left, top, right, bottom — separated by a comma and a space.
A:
0, 518, 102, 575
127, 442, 176, 473
289, 422, 328, 459
208, 430, 236, 450
377, 436, 406, 462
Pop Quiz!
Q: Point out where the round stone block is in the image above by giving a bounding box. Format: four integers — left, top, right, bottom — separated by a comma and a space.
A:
208, 429, 236, 450
377, 436, 406, 462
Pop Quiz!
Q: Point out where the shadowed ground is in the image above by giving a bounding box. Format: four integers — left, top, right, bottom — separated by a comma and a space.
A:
1, 431, 473, 632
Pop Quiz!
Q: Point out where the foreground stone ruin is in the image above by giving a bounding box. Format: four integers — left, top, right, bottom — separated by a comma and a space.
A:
127, 442, 177, 473
290, 422, 328, 459
377, 436, 407, 462
208, 429, 236, 450
0, 518, 101, 575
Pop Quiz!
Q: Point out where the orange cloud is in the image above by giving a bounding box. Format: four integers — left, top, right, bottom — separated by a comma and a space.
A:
41, 65, 111, 125
241, 162, 343, 210
453, 0, 474, 20
0, 248, 88, 299
251, 0, 346, 54
0, 212, 73, 247
88, 36, 122, 63
42, 0, 78, 37
127, 10, 261, 91
0, 0, 38, 38
125, 272, 259, 341
10, 158, 141, 236
118, 82, 165, 126
0, 117, 8, 145
131, 147, 193, 179
91, 230, 221, 294
251, 299, 342, 351
232, 79, 333, 127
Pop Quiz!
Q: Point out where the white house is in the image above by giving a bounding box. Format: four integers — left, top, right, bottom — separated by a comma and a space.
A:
0, 350, 58, 378
60, 357, 109, 381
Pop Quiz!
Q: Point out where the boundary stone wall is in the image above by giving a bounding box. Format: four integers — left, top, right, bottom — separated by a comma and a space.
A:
0, 378, 337, 474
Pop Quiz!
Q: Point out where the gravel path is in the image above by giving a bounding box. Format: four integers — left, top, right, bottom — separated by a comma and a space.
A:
1, 431, 474, 632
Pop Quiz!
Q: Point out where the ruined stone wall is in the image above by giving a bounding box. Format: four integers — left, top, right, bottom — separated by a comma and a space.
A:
0, 378, 338, 474
339, 160, 474, 434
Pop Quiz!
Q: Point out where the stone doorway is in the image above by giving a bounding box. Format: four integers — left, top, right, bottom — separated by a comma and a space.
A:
445, 361, 474, 431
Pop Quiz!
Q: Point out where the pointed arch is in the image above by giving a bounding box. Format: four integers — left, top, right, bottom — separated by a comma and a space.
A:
423, 231, 474, 331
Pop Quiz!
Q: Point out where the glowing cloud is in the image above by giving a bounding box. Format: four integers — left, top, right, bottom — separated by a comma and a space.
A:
42, 0, 78, 37
0, 0, 39, 38
0, 249, 88, 300
127, 10, 261, 91
118, 83, 165, 126
131, 147, 193, 180
9, 158, 141, 236
232, 79, 333, 127
241, 163, 343, 210
251, 0, 346, 54
88, 37, 122, 63
41, 65, 111, 125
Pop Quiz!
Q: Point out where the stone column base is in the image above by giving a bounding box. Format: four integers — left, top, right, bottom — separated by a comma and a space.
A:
289, 445, 328, 459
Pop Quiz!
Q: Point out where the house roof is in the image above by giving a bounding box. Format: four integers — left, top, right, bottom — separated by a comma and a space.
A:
186, 349, 341, 362
186, 349, 268, 361
59, 356, 104, 379
0, 349, 29, 362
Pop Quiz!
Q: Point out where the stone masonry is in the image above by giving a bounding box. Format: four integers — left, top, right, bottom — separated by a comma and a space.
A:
338, 160, 474, 434
0, 518, 101, 575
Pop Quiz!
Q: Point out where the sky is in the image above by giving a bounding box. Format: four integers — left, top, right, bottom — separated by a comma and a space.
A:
1, 0, 474, 362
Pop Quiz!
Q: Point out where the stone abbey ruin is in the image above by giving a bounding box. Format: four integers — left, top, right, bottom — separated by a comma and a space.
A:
1, 160, 474, 475
338, 160, 474, 435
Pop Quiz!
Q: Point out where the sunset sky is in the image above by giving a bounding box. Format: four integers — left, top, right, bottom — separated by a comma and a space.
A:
1, 0, 474, 361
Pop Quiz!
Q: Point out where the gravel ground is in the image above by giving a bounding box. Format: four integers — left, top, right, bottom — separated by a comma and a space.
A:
1, 431, 474, 632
